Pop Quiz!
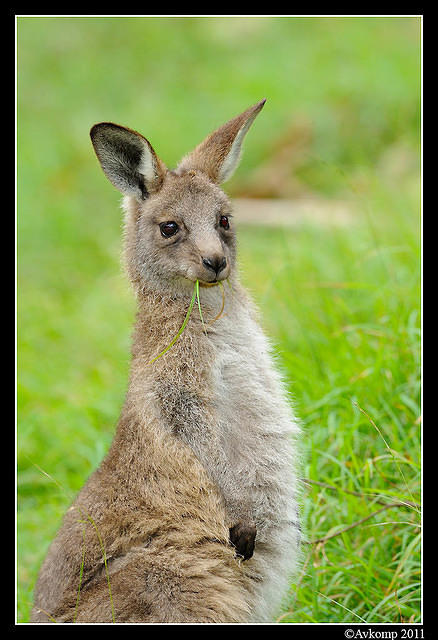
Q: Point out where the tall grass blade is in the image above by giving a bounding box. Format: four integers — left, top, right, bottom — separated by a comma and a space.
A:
73, 524, 87, 622
147, 281, 197, 364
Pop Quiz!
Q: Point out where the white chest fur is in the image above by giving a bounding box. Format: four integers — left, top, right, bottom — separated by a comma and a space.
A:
205, 290, 299, 527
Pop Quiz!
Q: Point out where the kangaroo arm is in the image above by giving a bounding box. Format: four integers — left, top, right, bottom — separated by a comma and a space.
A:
153, 378, 253, 525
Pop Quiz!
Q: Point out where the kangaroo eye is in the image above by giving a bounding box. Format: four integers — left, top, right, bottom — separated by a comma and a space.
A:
219, 216, 230, 230
160, 221, 179, 238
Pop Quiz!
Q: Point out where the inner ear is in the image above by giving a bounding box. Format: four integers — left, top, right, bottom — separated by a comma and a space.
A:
90, 123, 167, 200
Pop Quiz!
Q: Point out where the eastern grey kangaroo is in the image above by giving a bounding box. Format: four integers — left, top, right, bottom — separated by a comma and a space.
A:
31, 99, 301, 623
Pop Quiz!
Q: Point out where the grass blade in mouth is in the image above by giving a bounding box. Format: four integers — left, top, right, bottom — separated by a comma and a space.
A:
196, 279, 208, 336
147, 281, 198, 365
208, 281, 226, 326
147, 279, 227, 364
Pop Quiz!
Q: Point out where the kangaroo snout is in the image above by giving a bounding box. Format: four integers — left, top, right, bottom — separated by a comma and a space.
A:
202, 255, 227, 276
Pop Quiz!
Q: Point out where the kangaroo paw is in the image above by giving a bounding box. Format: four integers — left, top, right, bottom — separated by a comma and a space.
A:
229, 521, 257, 560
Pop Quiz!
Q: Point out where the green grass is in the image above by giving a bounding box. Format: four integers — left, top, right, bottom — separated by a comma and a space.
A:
17, 16, 421, 623
237, 194, 420, 622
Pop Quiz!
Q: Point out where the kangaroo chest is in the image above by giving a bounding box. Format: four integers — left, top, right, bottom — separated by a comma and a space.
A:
208, 313, 293, 467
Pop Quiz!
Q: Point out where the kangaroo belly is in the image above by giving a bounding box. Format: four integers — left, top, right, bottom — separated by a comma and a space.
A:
209, 317, 301, 620
211, 316, 298, 490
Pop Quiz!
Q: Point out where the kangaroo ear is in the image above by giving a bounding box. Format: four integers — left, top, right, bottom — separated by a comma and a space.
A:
177, 99, 266, 184
90, 122, 167, 200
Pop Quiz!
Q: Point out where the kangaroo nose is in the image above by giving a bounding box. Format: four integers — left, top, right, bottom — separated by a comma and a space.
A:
202, 256, 227, 275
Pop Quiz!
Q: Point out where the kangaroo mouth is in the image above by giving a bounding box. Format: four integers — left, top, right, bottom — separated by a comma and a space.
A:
197, 271, 229, 287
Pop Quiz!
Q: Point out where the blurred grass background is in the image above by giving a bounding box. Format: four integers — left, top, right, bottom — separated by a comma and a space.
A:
17, 16, 421, 623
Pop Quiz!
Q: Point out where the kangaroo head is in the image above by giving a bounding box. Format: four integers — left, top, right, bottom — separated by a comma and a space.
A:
90, 99, 266, 295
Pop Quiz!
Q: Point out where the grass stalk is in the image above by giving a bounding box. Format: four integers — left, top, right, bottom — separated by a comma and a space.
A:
147, 281, 198, 364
